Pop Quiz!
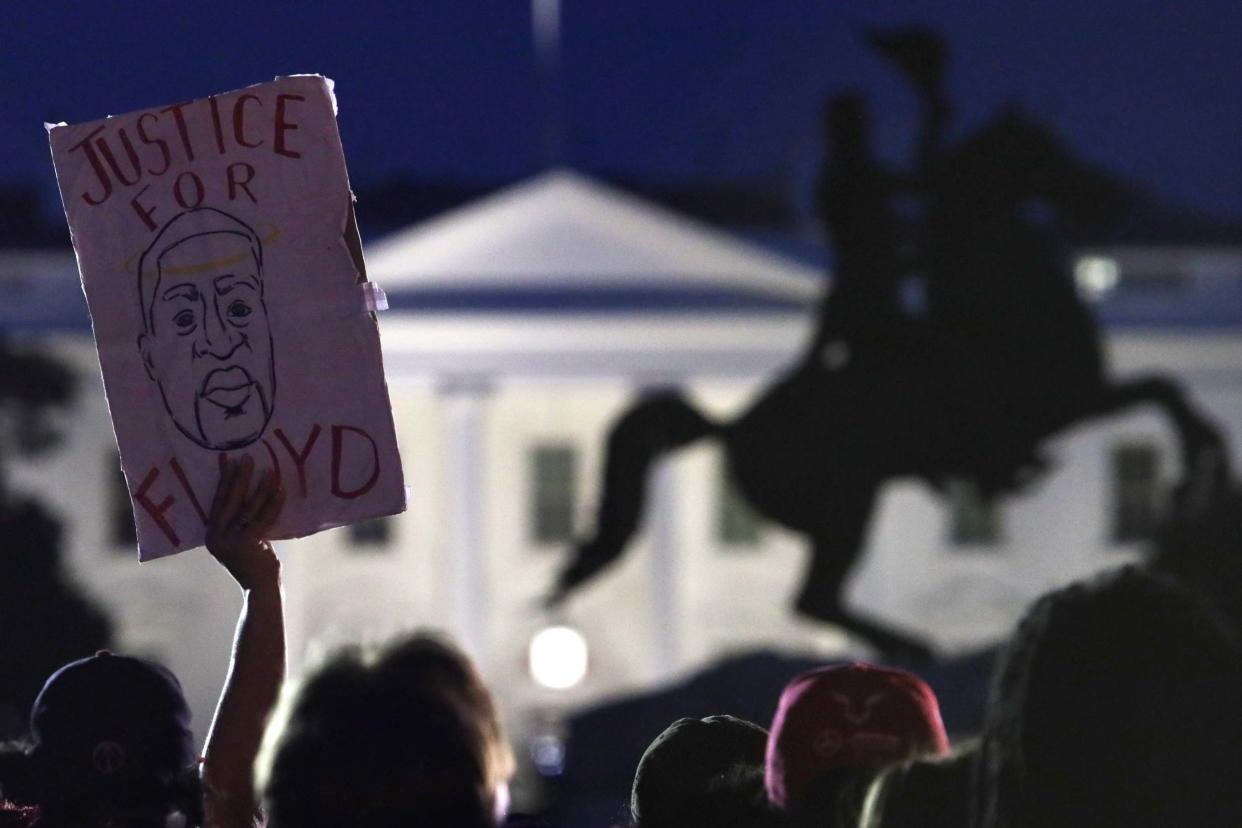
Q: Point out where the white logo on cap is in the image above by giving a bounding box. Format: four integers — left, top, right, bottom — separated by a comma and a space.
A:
832, 691, 888, 725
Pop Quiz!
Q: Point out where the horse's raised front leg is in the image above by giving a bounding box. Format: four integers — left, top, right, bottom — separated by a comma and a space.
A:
1091, 376, 1229, 480
793, 483, 936, 663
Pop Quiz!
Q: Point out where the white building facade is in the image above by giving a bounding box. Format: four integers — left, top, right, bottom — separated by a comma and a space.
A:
4, 172, 1241, 776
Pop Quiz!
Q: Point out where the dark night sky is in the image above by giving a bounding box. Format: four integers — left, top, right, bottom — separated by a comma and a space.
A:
5, 1, 1241, 224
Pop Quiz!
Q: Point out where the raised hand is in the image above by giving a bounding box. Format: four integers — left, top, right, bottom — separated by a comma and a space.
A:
206, 455, 286, 591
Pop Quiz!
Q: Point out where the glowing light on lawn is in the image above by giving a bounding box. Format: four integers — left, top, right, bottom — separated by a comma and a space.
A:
1075, 255, 1120, 299
529, 625, 588, 689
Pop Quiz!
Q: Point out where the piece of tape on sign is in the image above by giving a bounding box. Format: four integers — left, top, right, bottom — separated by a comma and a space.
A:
361, 282, 388, 312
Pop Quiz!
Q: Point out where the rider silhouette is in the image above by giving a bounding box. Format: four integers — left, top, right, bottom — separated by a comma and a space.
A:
810, 28, 950, 365
812, 92, 903, 355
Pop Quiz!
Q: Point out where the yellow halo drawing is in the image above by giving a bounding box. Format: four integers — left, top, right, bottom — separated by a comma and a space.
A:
122, 221, 281, 277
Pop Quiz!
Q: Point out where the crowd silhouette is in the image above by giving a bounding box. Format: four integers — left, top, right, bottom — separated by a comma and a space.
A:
4, 25, 1242, 828
0, 339, 111, 742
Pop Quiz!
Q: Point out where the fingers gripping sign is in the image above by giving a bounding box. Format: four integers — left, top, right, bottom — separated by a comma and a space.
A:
206, 455, 286, 591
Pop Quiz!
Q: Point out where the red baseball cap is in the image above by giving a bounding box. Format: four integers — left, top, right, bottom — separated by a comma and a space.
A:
764, 662, 949, 809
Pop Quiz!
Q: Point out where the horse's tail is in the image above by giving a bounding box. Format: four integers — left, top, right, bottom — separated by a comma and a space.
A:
549, 392, 719, 603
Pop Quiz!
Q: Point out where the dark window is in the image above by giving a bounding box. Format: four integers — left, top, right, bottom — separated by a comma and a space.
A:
717, 467, 762, 548
948, 479, 1002, 547
348, 517, 393, 550
531, 444, 577, 545
1112, 443, 1162, 543
108, 452, 137, 549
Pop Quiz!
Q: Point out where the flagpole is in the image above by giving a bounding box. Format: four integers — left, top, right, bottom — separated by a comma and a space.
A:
532, 0, 564, 166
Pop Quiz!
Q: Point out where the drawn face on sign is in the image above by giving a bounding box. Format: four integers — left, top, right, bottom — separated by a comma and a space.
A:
138, 208, 275, 450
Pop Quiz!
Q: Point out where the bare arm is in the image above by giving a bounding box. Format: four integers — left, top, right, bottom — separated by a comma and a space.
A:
201, 455, 287, 828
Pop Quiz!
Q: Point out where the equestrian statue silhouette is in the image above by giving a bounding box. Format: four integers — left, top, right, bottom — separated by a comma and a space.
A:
547, 29, 1226, 660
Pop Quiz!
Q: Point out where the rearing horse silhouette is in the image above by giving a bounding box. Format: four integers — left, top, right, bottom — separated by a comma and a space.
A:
548, 35, 1222, 660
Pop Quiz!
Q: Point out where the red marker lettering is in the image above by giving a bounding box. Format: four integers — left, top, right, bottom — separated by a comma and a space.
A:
133, 466, 180, 546
330, 425, 380, 500
274, 425, 322, 498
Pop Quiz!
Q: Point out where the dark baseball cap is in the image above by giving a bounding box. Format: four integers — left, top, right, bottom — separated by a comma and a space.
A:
30, 651, 195, 780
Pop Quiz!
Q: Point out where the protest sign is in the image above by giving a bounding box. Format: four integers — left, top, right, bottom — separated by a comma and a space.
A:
49, 75, 406, 560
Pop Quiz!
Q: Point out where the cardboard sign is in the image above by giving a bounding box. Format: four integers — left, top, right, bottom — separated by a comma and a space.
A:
49, 75, 406, 560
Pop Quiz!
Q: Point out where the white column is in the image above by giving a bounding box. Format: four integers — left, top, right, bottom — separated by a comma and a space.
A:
648, 455, 681, 678
440, 377, 492, 662
633, 378, 687, 680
